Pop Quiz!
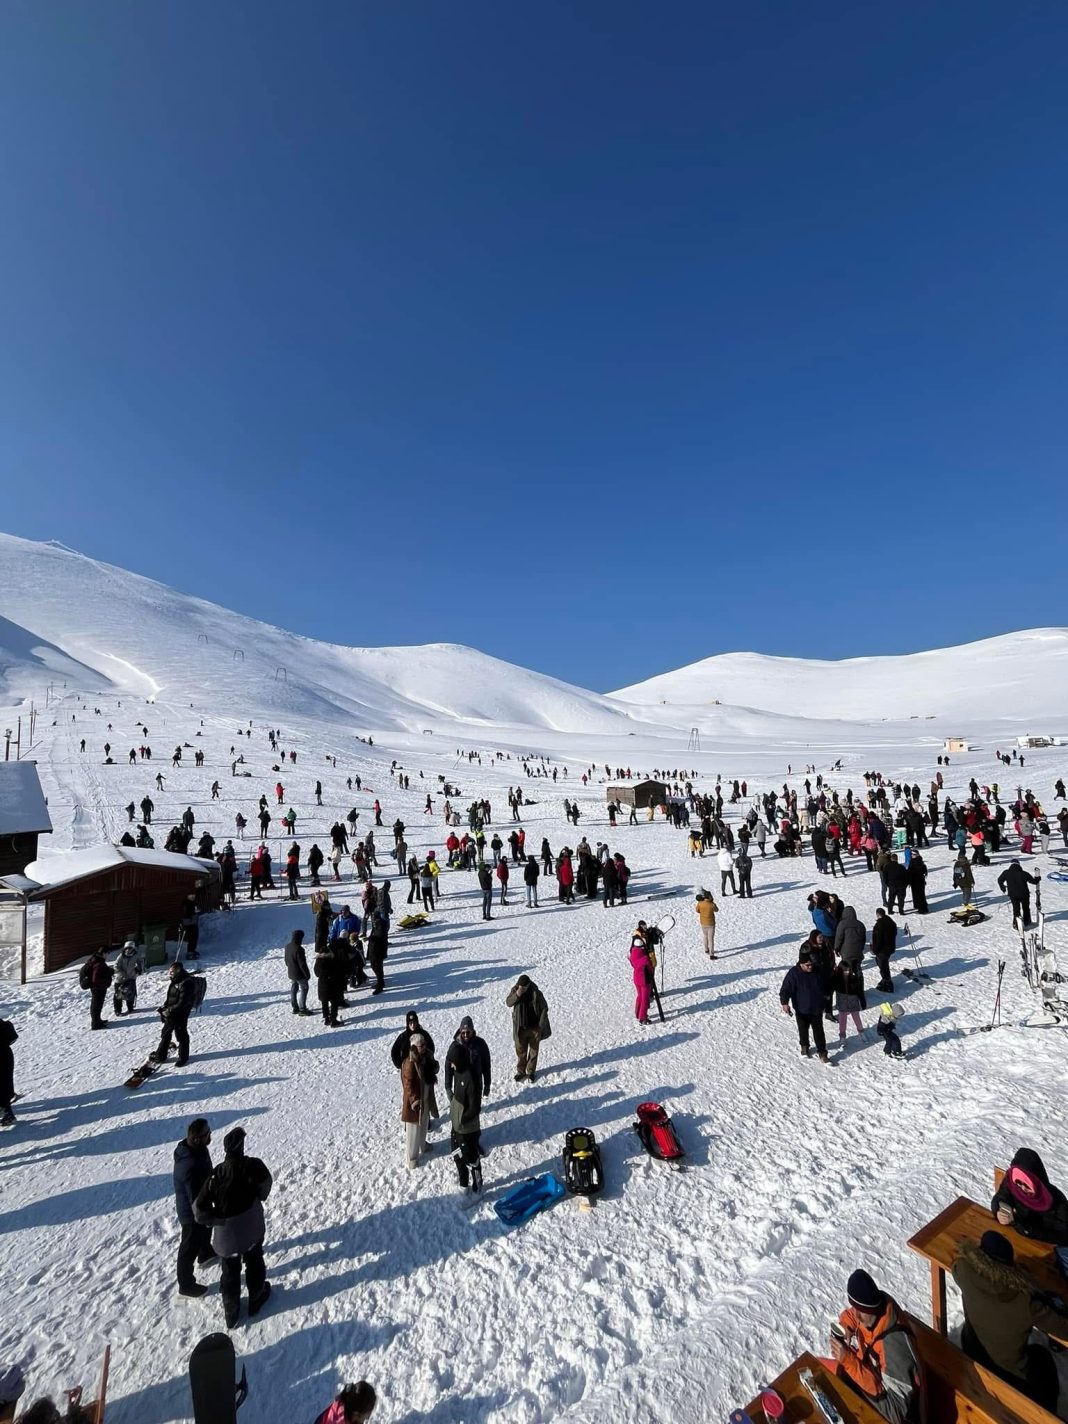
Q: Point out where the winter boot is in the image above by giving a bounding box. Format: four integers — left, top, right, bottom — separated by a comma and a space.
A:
0, 1110, 15, 1127
470, 1163, 483, 1194
454, 1153, 469, 1189
248, 1282, 272, 1318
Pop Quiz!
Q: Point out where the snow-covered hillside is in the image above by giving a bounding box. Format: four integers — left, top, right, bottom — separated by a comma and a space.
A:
0, 534, 641, 738
611, 629, 1068, 724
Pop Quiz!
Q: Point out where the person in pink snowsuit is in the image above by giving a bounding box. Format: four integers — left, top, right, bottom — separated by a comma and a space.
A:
630, 934, 653, 1024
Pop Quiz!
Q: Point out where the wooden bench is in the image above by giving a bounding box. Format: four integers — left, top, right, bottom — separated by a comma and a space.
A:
907, 1196, 1067, 1341
744, 1350, 886, 1422
907, 1312, 1059, 1424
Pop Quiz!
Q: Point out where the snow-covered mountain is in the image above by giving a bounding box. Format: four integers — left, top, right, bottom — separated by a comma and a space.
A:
611, 629, 1068, 724
0, 533, 639, 736
1, 532, 1064, 732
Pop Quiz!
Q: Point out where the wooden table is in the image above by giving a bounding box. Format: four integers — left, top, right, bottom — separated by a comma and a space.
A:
907, 1196, 1068, 1341
743, 1351, 886, 1422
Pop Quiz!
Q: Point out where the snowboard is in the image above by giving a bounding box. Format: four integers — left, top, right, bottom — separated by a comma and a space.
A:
125, 1060, 160, 1090
633, 1101, 685, 1169
189, 1332, 248, 1424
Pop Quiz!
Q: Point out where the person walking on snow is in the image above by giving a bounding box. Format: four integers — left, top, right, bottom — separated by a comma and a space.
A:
717, 845, 736, 896
997, 860, 1040, 929
779, 949, 830, 1062
506, 975, 550, 1082
695, 891, 718, 958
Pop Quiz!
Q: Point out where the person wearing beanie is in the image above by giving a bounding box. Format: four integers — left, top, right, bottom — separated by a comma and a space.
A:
444, 1016, 491, 1100
779, 950, 830, 1063
193, 1126, 274, 1328
313, 1381, 377, 1424
991, 1147, 1068, 1245
506, 975, 550, 1083
827, 1268, 922, 1422
953, 1230, 1068, 1411
173, 1119, 216, 1298
390, 1012, 436, 1071
447, 1041, 483, 1193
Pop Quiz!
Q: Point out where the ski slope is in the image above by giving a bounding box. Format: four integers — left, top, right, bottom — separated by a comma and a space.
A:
1, 536, 1067, 1423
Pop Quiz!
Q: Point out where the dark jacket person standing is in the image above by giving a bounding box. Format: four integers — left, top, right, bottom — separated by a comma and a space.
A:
284, 929, 311, 1015
194, 1126, 273, 1328
152, 962, 197, 1065
779, 950, 829, 1062
174, 1118, 216, 1296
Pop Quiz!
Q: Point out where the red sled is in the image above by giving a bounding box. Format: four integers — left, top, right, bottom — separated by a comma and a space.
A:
633, 1101, 684, 1161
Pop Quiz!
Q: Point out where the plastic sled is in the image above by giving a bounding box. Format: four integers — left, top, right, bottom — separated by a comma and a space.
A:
493, 1173, 565, 1226
633, 1101, 685, 1161
562, 1128, 604, 1196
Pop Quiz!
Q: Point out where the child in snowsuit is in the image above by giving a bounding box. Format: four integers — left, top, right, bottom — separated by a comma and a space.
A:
629, 932, 655, 1025
876, 1003, 905, 1058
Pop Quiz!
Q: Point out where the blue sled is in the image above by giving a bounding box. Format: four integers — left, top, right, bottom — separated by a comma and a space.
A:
493, 1173, 566, 1226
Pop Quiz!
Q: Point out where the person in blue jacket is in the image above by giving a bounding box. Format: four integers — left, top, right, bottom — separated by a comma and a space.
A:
173, 1118, 217, 1297
808, 891, 837, 941
779, 949, 830, 1062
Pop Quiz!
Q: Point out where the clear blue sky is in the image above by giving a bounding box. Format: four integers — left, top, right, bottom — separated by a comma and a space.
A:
2, 2, 1065, 690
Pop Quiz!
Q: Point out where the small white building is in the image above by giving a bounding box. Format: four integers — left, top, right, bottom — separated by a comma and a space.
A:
1016, 734, 1062, 749
943, 737, 969, 754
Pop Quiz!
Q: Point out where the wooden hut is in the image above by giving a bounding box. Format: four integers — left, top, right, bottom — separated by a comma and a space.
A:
20, 846, 222, 973
606, 779, 667, 809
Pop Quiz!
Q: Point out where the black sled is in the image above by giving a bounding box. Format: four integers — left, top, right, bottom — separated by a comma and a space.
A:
562, 1127, 604, 1196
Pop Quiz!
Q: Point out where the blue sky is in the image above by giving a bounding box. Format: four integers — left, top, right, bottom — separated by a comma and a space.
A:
2, 2, 1065, 690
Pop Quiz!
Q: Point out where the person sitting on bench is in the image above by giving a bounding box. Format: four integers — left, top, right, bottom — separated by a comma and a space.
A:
953, 1230, 1068, 1413
827, 1269, 923, 1423
992, 1148, 1068, 1245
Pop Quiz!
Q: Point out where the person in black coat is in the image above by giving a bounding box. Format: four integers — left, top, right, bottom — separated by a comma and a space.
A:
883, 854, 908, 914
997, 861, 1041, 929
992, 1148, 1068, 1245
779, 949, 829, 1061
314, 941, 344, 1027
391, 1011, 436, 1068
151, 962, 197, 1065
0, 1017, 17, 1127
444, 1015, 491, 1099
174, 1118, 216, 1296
907, 851, 929, 914
284, 929, 311, 1015
307, 843, 324, 887
871, 908, 898, 991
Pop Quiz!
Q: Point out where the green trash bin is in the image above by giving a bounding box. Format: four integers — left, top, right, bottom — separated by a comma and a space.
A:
144, 921, 169, 967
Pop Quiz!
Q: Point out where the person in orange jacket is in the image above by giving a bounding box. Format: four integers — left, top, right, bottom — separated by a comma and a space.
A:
827, 1270, 923, 1423
695, 892, 718, 959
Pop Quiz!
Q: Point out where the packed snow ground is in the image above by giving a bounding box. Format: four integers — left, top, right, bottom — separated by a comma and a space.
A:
0, 534, 1067, 1422
2, 692, 1068, 1423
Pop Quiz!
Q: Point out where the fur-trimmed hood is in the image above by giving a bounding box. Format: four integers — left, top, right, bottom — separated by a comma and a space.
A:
955, 1239, 1036, 1297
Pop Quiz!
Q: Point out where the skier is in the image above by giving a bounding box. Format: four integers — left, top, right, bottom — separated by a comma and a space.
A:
695, 891, 718, 958
313, 1382, 378, 1424
193, 1126, 273, 1329
173, 1117, 216, 1297
506, 975, 549, 1082
401, 1034, 433, 1169
80, 947, 113, 1030
285, 929, 312, 1015
112, 939, 143, 1015
997, 860, 1041, 929
151, 961, 197, 1066
779, 948, 829, 1062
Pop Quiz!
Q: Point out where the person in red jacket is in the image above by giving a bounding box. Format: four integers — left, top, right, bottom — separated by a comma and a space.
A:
373, 799, 382, 827
495, 857, 510, 905
275, 781, 284, 804
557, 851, 575, 904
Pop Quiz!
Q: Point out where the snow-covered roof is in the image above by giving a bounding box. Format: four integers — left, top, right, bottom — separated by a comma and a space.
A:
22, 845, 220, 893
0, 760, 52, 836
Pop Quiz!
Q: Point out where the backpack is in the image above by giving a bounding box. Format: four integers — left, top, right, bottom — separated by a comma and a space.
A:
79, 961, 93, 990
190, 975, 208, 1012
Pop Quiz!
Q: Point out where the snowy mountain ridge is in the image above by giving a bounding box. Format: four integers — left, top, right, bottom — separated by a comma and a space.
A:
0, 531, 1064, 730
